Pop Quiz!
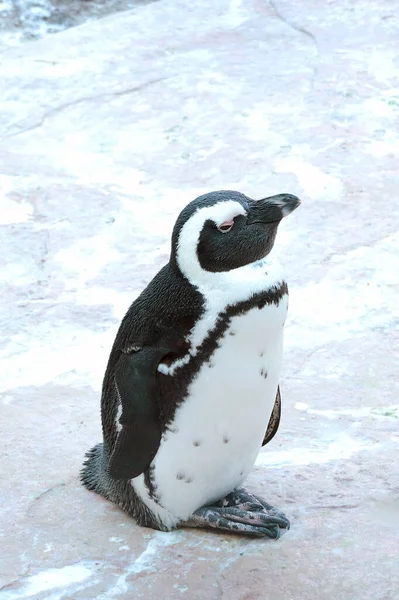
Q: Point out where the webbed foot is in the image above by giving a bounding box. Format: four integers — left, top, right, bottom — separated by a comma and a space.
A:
182, 488, 290, 539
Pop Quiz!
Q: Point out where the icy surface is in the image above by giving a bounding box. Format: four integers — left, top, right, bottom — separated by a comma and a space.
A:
0, 0, 398, 598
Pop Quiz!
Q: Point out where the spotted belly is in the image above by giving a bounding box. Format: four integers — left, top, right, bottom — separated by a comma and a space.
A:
131, 296, 287, 528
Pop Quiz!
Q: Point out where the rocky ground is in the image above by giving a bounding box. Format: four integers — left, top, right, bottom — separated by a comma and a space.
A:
0, 0, 398, 598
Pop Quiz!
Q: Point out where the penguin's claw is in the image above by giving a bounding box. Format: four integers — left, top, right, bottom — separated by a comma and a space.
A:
183, 489, 290, 538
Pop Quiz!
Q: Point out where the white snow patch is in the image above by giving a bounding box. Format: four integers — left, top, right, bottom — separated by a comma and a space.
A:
0, 176, 33, 224
196, 139, 228, 161
97, 531, 182, 599
350, 95, 399, 120
1, 563, 93, 600
54, 234, 122, 289
221, 0, 251, 27
294, 403, 399, 420
241, 104, 273, 141
294, 402, 309, 411
286, 231, 399, 348
274, 156, 344, 201
362, 50, 398, 85
74, 286, 133, 320
338, 89, 399, 142
0, 326, 113, 393
0, 262, 33, 286
367, 135, 399, 158
294, 402, 372, 419
256, 434, 376, 468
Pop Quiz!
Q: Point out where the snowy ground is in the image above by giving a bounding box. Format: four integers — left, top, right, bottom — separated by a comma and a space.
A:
0, 0, 398, 598
0, 0, 156, 49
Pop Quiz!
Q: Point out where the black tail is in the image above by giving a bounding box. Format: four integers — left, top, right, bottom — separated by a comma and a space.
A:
81, 443, 104, 494
80, 442, 169, 531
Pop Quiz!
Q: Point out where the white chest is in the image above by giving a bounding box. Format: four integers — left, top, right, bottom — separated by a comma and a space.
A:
132, 295, 288, 526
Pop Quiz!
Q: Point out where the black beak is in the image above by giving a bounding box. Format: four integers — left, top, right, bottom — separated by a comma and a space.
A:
247, 193, 301, 224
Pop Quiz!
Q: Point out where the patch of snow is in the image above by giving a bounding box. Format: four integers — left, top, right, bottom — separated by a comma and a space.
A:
97, 531, 183, 599
0, 326, 113, 393
256, 434, 377, 468
274, 156, 344, 201
1, 563, 94, 600
54, 234, 123, 289
286, 231, 399, 348
0, 176, 33, 224
294, 402, 399, 420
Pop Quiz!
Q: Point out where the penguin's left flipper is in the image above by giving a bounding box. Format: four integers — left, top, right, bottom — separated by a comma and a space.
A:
108, 345, 172, 481
183, 489, 290, 539
262, 386, 281, 446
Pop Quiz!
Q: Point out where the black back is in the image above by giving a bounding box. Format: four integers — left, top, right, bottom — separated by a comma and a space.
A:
100, 264, 204, 452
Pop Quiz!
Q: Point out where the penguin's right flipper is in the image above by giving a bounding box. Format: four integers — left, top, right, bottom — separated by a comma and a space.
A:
262, 386, 281, 446
108, 346, 170, 481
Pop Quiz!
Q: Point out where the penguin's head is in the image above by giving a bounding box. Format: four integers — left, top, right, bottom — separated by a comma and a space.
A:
171, 190, 300, 282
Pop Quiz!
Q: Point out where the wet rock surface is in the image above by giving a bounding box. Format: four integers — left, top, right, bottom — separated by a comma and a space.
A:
0, 0, 398, 598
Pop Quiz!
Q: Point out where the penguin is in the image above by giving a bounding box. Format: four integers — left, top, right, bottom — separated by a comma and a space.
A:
81, 189, 300, 538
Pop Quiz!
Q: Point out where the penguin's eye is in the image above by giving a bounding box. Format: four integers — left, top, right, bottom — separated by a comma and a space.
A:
217, 219, 234, 233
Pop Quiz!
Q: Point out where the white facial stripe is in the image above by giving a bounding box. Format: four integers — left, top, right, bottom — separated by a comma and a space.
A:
213, 208, 247, 227
176, 200, 246, 284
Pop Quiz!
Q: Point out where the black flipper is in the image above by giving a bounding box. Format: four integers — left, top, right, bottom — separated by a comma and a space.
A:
108, 346, 171, 480
262, 386, 281, 446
